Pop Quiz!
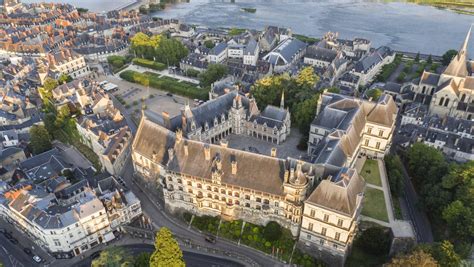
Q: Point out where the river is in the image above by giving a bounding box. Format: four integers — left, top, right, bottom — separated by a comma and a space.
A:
22, 0, 473, 55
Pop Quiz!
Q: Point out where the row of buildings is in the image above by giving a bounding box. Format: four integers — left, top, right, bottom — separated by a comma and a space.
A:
0, 147, 142, 258
131, 90, 398, 264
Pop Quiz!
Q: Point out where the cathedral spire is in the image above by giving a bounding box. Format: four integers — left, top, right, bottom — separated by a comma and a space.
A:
444, 25, 471, 77
280, 90, 285, 109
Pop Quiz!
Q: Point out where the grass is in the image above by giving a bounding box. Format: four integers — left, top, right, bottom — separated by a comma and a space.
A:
361, 187, 389, 223
361, 159, 382, 186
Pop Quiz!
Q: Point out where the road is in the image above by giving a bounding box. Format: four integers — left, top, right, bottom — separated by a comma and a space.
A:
72, 244, 244, 267
120, 159, 284, 267
0, 231, 34, 267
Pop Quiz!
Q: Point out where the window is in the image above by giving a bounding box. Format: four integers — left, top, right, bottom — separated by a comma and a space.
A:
256, 205, 261, 210
256, 197, 261, 203
320, 239, 324, 245
187, 181, 192, 186
321, 227, 327, 236
323, 214, 329, 222
364, 139, 369, 146
310, 209, 315, 217
367, 127, 372, 134
333, 244, 338, 249
275, 201, 279, 207
444, 98, 450, 107
207, 186, 211, 191
308, 223, 313, 231
234, 192, 240, 197
245, 203, 250, 208
376, 142, 381, 149
337, 219, 343, 227
263, 199, 269, 204
188, 189, 193, 194
168, 177, 172, 182
197, 183, 202, 189
178, 186, 183, 191
378, 130, 383, 137
335, 232, 340, 241
245, 195, 250, 200
307, 234, 311, 240
177, 179, 182, 184
221, 189, 226, 194
439, 97, 444, 106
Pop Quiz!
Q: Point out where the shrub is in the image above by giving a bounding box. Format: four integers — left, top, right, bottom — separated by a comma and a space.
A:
133, 58, 166, 71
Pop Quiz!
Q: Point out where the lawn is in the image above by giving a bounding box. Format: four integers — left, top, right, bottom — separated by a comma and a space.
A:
361, 187, 389, 222
361, 159, 382, 186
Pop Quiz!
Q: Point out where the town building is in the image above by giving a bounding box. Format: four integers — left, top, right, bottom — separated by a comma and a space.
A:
48, 49, 91, 79
208, 42, 228, 64
350, 46, 395, 87
263, 37, 307, 73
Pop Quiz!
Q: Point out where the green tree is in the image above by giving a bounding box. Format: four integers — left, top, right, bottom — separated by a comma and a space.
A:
414, 52, 420, 62
263, 221, 282, 242
199, 64, 228, 87
426, 54, 433, 65
295, 66, 318, 90
385, 155, 404, 197
387, 249, 438, 267
250, 76, 284, 110
149, 228, 185, 267
326, 87, 340, 93
356, 227, 391, 256
155, 37, 188, 66
442, 200, 474, 240
58, 74, 72, 84
432, 241, 461, 267
407, 143, 448, 188
134, 252, 151, 267
29, 125, 52, 154
366, 88, 383, 101
39, 78, 59, 100
91, 247, 132, 267
292, 93, 319, 134
204, 40, 215, 49
441, 49, 457, 66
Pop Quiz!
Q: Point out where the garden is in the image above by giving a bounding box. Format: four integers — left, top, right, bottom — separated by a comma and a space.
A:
181, 213, 322, 266
361, 187, 389, 222
119, 70, 209, 100
132, 58, 167, 71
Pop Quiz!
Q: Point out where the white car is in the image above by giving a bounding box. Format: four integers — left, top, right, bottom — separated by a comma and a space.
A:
33, 255, 42, 263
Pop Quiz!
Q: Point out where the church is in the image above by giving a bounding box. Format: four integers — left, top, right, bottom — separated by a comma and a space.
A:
414, 27, 474, 120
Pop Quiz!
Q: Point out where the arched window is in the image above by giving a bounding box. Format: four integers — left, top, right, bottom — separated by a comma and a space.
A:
439, 97, 444, 106
461, 94, 466, 102
430, 88, 435, 95
444, 98, 450, 107
422, 86, 426, 94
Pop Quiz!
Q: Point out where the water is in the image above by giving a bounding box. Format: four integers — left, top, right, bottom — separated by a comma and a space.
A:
22, 0, 474, 55
22, 0, 135, 13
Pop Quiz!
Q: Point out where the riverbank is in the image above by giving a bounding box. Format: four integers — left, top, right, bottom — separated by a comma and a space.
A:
406, 0, 474, 15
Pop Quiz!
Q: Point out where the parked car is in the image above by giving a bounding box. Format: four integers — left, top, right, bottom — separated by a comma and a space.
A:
90, 251, 101, 260
205, 235, 216, 244
3, 232, 12, 239
9, 237, 18, 245
23, 248, 32, 255
32, 255, 42, 263
166, 93, 173, 97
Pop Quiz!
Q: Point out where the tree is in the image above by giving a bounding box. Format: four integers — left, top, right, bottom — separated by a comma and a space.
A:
366, 88, 383, 101
199, 64, 228, 87
441, 49, 457, 66
431, 241, 461, 267
149, 228, 185, 267
91, 247, 132, 267
154, 36, 188, 66
58, 74, 72, 84
29, 125, 52, 154
406, 143, 448, 188
385, 155, 404, 197
204, 40, 215, 49
356, 227, 391, 255
442, 200, 474, 240
414, 52, 420, 62
326, 87, 340, 94
426, 54, 433, 65
387, 249, 438, 267
263, 221, 282, 242
39, 78, 59, 100
292, 93, 319, 134
134, 252, 151, 267
295, 66, 318, 90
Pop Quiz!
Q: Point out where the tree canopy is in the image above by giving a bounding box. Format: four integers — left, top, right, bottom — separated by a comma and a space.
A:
91, 247, 132, 267
366, 88, 383, 101
149, 228, 185, 267
263, 221, 282, 242
441, 49, 457, 66
387, 249, 438, 267
199, 64, 228, 87
29, 125, 52, 154
356, 227, 391, 255
131, 33, 188, 66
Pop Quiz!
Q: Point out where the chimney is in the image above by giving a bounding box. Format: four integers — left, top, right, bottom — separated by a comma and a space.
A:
176, 129, 182, 143
231, 159, 237, 175
161, 111, 170, 128
204, 145, 211, 160
271, 147, 277, 157
220, 139, 228, 148
184, 141, 189, 156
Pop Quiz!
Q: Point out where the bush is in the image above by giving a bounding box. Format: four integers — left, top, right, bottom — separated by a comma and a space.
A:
385, 155, 404, 197
376, 54, 402, 82
396, 72, 407, 83
133, 58, 166, 71
185, 68, 200, 78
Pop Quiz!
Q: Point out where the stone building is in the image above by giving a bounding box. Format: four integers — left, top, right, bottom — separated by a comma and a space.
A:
415, 27, 474, 120
132, 117, 314, 235
152, 91, 291, 145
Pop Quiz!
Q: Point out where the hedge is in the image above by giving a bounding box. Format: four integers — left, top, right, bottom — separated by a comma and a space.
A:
132, 58, 166, 71
119, 70, 208, 100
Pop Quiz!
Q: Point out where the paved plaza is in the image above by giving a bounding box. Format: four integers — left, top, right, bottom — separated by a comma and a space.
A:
226, 129, 306, 160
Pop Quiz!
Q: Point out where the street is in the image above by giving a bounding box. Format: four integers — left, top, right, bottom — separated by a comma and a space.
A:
72, 244, 244, 267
